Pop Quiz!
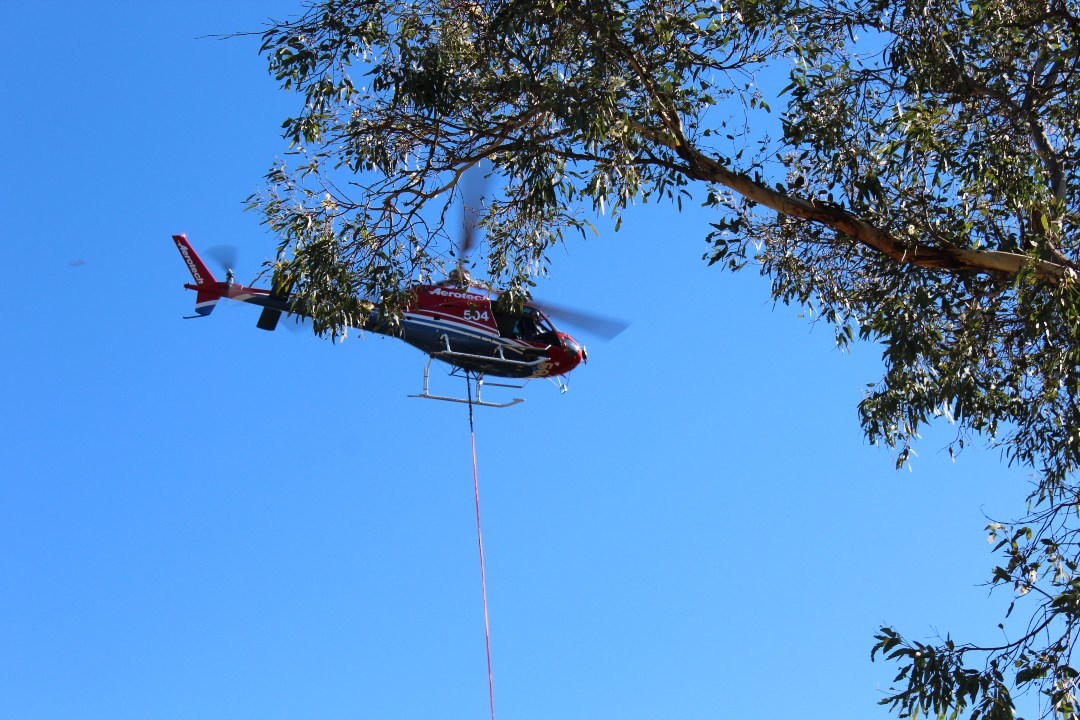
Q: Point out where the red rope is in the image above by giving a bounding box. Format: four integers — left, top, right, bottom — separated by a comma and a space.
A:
471, 429, 496, 720
467, 376, 496, 720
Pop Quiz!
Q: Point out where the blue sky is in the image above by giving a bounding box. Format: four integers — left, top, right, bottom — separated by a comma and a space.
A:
1, 3, 1039, 719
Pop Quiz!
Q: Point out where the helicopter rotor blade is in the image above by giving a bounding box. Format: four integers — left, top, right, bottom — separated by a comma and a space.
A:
460, 204, 478, 260
532, 300, 629, 340
459, 166, 487, 260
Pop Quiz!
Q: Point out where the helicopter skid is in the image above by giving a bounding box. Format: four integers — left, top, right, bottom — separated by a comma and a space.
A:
409, 391, 524, 409
408, 359, 524, 409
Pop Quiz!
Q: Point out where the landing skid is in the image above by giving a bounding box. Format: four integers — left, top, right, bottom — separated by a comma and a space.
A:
409, 360, 525, 409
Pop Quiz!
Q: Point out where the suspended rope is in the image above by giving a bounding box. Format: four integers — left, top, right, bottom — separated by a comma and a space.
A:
466, 373, 497, 720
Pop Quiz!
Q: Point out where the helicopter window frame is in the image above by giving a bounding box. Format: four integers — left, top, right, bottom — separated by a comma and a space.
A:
492, 305, 556, 341
524, 306, 555, 335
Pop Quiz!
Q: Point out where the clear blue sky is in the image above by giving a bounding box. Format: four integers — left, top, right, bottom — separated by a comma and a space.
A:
1, 3, 1036, 719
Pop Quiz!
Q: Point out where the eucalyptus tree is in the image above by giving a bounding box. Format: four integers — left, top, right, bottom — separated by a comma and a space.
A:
250, 1, 1080, 717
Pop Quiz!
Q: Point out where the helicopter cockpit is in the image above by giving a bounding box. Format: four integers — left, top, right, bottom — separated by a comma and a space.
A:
495, 305, 560, 344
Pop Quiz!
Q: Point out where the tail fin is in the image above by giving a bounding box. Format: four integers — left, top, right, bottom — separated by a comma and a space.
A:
173, 234, 217, 286
192, 289, 221, 317
173, 234, 220, 317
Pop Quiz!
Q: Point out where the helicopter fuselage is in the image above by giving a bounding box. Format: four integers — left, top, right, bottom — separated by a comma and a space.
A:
396, 284, 586, 378
172, 234, 586, 380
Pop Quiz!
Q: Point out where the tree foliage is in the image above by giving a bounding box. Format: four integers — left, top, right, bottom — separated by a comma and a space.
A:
250, 1, 1080, 716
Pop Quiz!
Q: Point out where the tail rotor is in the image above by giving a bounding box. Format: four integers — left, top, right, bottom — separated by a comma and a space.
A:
205, 245, 239, 283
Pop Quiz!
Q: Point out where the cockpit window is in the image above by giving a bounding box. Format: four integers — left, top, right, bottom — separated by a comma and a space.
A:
494, 305, 556, 341
525, 306, 554, 334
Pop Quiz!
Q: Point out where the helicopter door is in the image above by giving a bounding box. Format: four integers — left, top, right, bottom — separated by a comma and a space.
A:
495, 306, 559, 344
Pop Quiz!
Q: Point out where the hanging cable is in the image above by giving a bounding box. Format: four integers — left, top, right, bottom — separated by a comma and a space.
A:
466, 373, 496, 720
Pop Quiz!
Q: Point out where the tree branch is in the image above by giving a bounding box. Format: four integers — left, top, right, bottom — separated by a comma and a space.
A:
671, 137, 1073, 284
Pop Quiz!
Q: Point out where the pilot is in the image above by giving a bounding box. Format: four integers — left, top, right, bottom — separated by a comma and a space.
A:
515, 314, 539, 339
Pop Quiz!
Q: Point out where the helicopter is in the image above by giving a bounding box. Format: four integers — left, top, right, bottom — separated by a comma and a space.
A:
171, 233, 623, 407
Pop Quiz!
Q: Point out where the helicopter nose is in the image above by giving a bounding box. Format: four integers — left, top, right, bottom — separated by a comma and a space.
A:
561, 334, 586, 365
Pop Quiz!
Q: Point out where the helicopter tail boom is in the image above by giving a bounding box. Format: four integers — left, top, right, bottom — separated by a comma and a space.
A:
172, 234, 276, 320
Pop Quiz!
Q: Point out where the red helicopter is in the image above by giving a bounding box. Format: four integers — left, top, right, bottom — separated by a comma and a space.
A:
172, 233, 623, 407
